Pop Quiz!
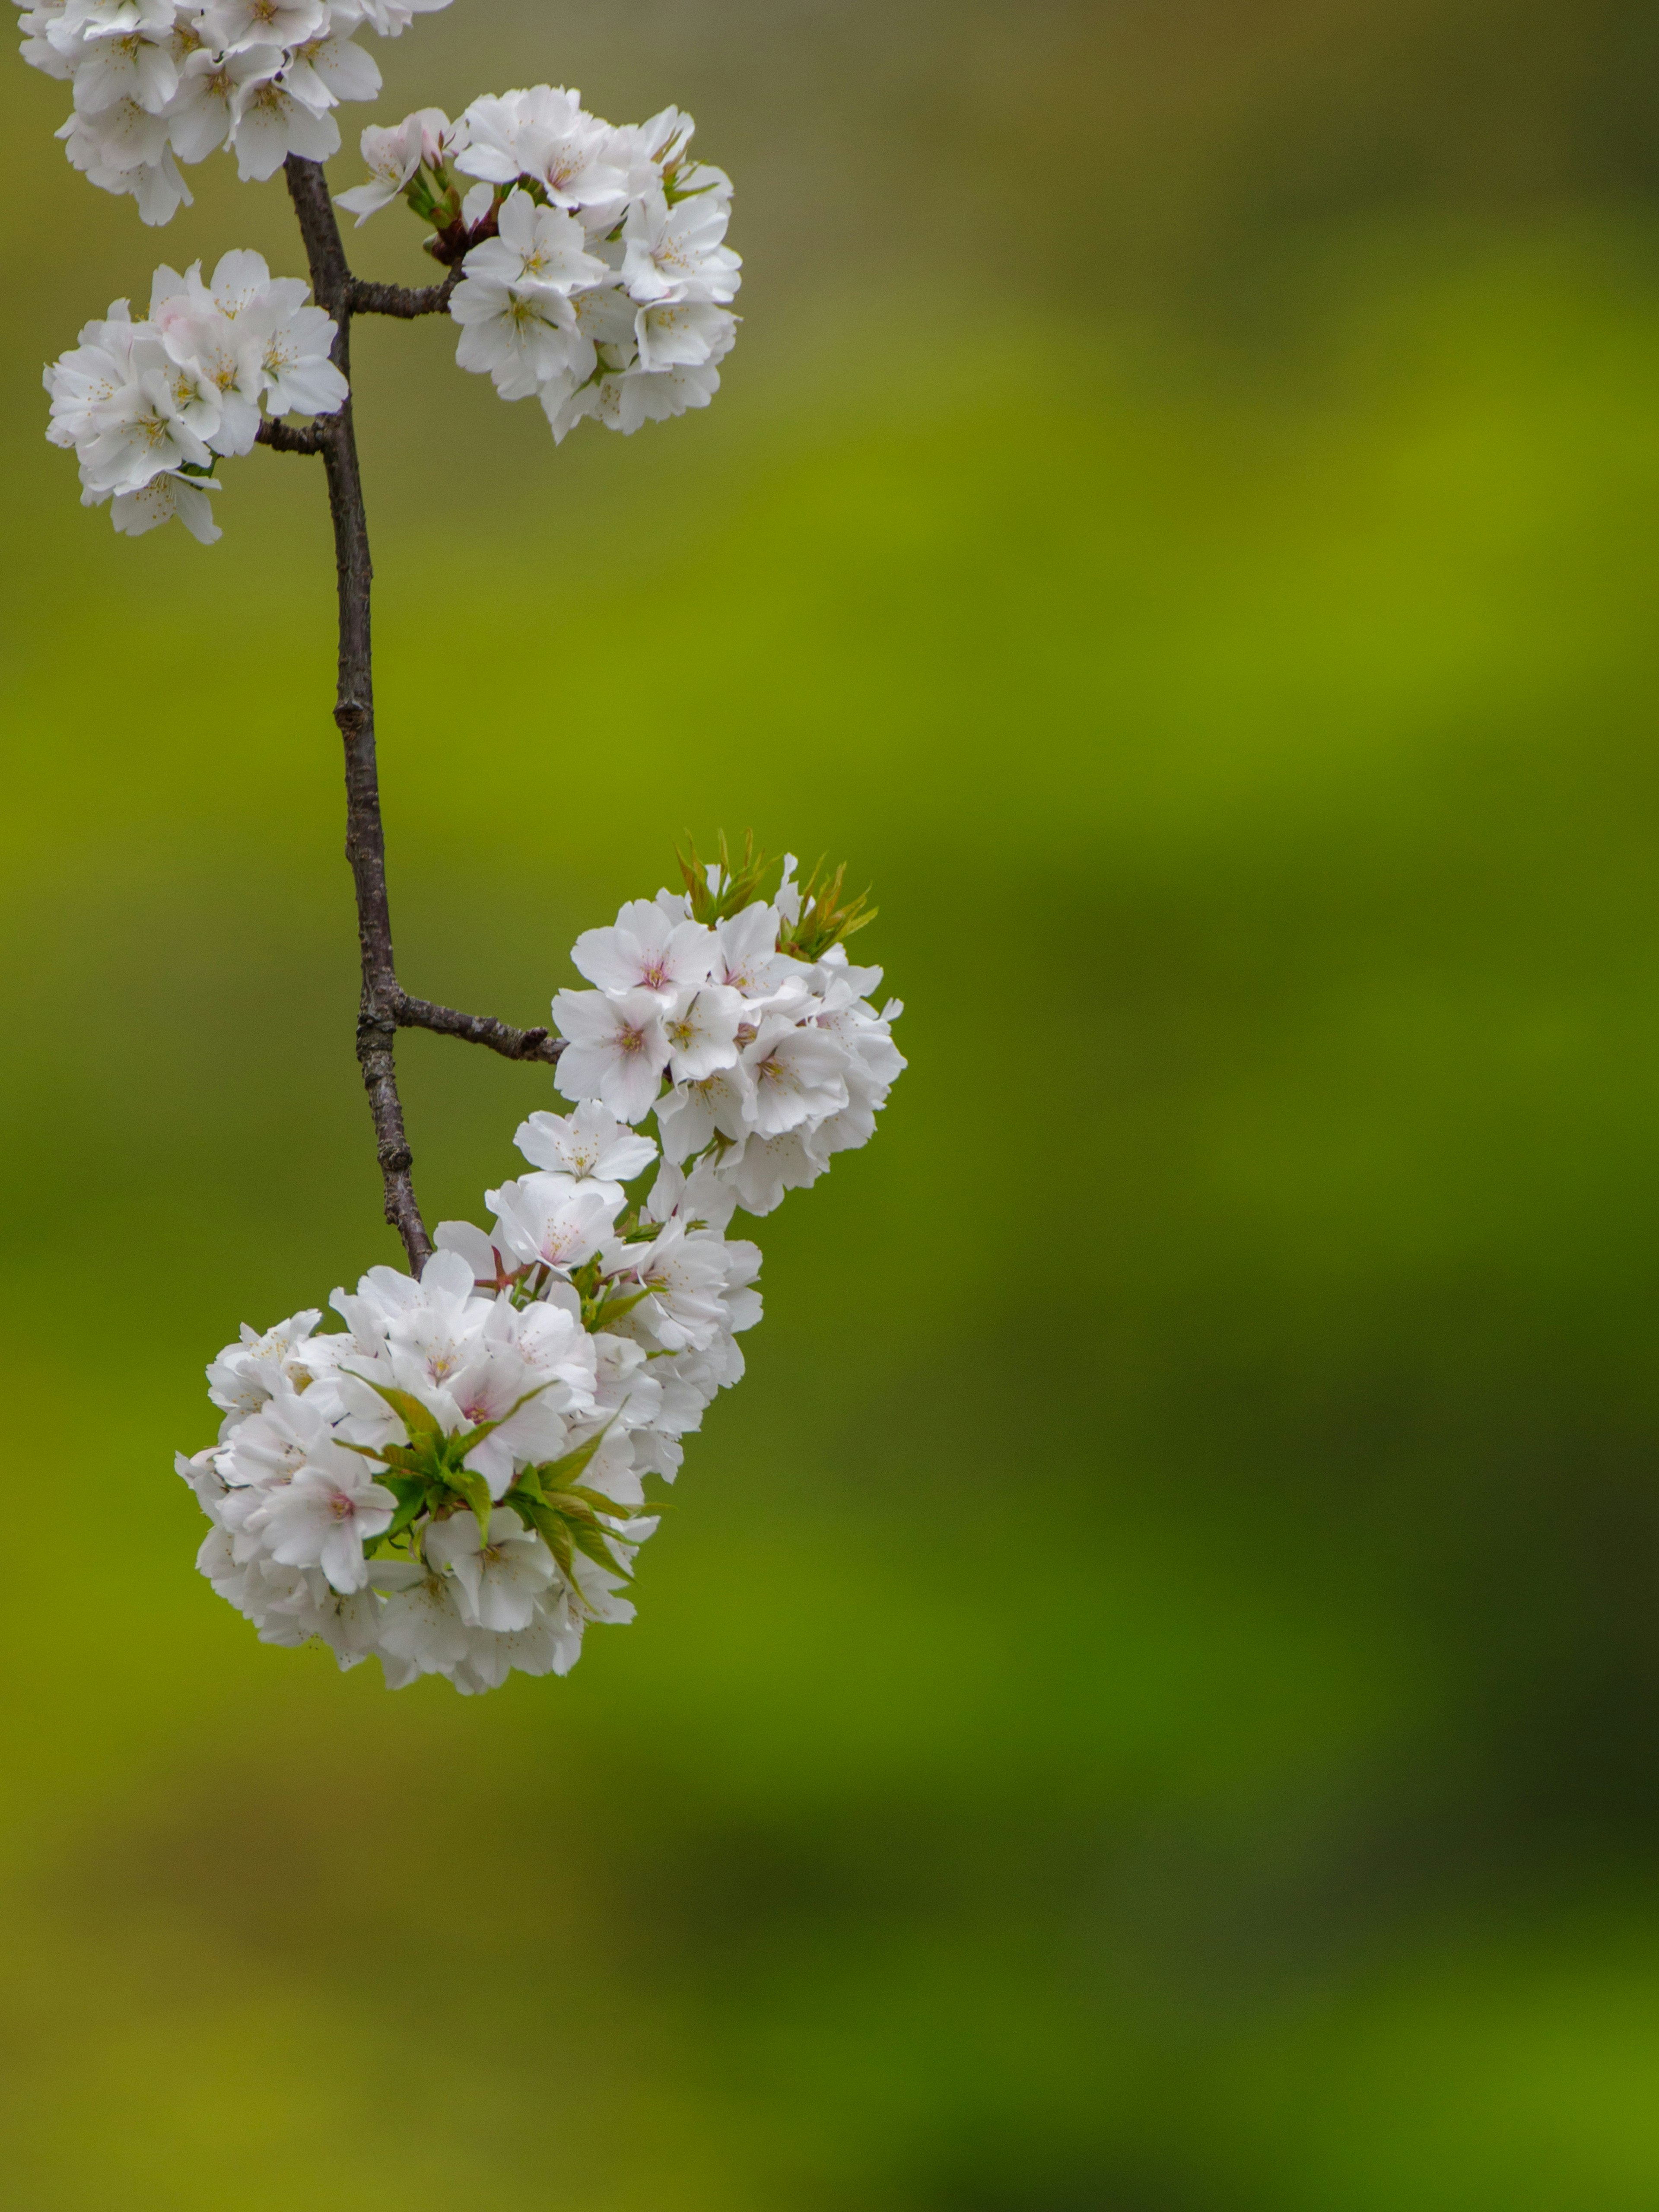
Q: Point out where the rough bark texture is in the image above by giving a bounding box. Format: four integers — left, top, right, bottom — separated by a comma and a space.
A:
255, 416, 326, 454
280, 158, 550, 1272
281, 156, 431, 1271
396, 995, 565, 1064
350, 272, 462, 319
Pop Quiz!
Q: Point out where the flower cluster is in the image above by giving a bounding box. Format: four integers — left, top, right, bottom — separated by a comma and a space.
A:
44, 250, 346, 539
181, 850, 904, 1694
16, 0, 451, 224
549, 850, 903, 1209
340, 86, 741, 441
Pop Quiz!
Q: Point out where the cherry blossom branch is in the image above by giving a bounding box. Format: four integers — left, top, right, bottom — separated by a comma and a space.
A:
285, 152, 430, 1275
395, 994, 565, 1064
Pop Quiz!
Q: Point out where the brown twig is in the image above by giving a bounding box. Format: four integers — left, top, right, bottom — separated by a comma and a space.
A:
350, 270, 462, 318
276, 159, 562, 1270
396, 995, 565, 1065
279, 156, 434, 1271
256, 416, 327, 454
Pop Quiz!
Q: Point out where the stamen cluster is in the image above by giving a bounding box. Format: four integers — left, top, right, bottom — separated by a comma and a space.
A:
180, 852, 905, 1694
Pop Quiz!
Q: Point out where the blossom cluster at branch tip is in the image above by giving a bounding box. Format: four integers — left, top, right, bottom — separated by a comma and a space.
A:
15, 0, 452, 223
181, 845, 905, 1694
44, 250, 346, 539
339, 86, 741, 441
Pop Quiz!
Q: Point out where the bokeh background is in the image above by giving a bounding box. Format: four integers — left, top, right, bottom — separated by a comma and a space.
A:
5, 1, 1659, 2203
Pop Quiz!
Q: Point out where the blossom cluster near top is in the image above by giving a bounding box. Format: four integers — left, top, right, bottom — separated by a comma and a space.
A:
342, 87, 741, 442
181, 850, 906, 1694
35, 48, 743, 531
44, 250, 347, 540
16, 0, 451, 224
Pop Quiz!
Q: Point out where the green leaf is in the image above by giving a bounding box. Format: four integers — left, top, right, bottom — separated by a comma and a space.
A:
529, 1503, 579, 1590
567, 1516, 632, 1581
344, 1373, 445, 1444
675, 830, 773, 924
445, 1468, 495, 1548
534, 1423, 617, 1493
586, 1285, 652, 1333
331, 1438, 397, 1466
382, 1477, 429, 1545
564, 1483, 670, 1520
776, 856, 877, 962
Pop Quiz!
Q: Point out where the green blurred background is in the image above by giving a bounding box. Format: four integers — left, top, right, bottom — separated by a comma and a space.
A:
6, 1, 1659, 2203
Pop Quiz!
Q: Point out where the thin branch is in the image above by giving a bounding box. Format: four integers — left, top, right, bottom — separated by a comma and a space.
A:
396, 994, 565, 1065
275, 165, 555, 1268
285, 153, 430, 1274
255, 416, 325, 454
351, 271, 461, 319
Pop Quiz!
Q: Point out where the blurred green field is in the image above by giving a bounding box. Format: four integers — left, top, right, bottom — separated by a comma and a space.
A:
6, 4, 1659, 2207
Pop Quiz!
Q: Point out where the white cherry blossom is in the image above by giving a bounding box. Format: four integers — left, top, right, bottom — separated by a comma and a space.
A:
110, 467, 220, 539
655, 1066, 752, 1163
228, 64, 338, 178
449, 271, 578, 400
54, 0, 175, 43
454, 84, 628, 217
719, 1125, 830, 1216
553, 986, 674, 1124
662, 984, 743, 1083
77, 346, 213, 490
634, 299, 736, 377
600, 1219, 741, 1354
485, 1170, 620, 1275
249, 1446, 397, 1592
282, 29, 379, 106
620, 188, 741, 307
249, 294, 347, 414
613, 352, 728, 434
59, 92, 170, 177
644, 1157, 741, 1236
572, 899, 715, 1005
166, 44, 280, 162
372, 1560, 474, 1685
217, 1387, 337, 1492
426, 1507, 556, 1632
334, 103, 448, 221
182, 842, 905, 1681
462, 188, 607, 298
200, 0, 328, 53
739, 1014, 849, 1137
513, 1102, 658, 1191
70, 29, 178, 114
